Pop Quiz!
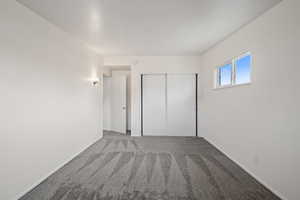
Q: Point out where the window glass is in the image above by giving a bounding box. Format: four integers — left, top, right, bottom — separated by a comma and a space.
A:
219, 63, 232, 86
235, 54, 251, 84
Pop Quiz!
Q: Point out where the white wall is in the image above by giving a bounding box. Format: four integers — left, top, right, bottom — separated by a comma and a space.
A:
103, 77, 112, 130
0, 1, 103, 200
198, 0, 300, 199
104, 56, 201, 136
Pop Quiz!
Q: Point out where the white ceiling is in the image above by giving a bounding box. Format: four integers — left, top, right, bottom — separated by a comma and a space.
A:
17, 0, 281, 56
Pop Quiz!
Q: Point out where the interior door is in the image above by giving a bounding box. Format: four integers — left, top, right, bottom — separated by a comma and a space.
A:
142, 74, 197, 136
143, 74, 167, 135
167, 74, 196, 136
111, 75, 127, 134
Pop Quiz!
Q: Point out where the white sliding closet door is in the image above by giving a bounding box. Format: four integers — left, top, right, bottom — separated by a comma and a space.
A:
143, 74, 167, 135
167, 74, 196, 136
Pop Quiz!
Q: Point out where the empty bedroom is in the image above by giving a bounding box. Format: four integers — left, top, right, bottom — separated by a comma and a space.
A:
0, 0, 299, 200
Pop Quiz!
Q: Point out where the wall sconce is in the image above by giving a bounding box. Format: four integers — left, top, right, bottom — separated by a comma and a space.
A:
91, 77, 100, 86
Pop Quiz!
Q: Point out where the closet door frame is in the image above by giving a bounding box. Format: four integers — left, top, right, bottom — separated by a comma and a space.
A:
141, 73, 198, 137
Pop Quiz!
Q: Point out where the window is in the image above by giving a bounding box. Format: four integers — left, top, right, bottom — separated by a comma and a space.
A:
235, 54, 251, 84
215, 53, 251, 88
218, 63, 232, 86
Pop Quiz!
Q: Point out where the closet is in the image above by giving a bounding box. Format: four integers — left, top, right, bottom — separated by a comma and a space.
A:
142, 74, 197, 136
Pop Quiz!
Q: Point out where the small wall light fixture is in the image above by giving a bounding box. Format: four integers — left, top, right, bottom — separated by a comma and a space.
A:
91, 77, 100, 86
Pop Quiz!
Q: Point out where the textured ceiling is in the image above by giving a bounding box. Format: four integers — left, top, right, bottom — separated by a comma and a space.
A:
17, 0, 281, 56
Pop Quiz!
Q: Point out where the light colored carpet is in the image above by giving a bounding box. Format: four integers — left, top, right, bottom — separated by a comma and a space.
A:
20, 131, 280, 200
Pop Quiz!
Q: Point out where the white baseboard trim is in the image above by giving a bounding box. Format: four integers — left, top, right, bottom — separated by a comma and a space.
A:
205, 138, 286, 200
14, 135, 103, 200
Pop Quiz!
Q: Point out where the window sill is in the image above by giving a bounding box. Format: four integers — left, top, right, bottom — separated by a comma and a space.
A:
213, 82, 251, 90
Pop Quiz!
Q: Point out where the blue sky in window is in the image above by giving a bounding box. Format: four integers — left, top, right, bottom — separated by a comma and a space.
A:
235, 55, 251, 84
219, 64, 232, 86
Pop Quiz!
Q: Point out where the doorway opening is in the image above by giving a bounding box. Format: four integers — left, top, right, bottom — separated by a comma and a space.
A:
103, 66, 132, 136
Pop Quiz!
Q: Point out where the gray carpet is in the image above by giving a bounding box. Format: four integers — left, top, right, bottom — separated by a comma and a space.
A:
20, 131, 280, 200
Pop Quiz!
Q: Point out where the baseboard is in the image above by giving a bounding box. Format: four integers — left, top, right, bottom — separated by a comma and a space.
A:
205, 138, 286, 200
14, 135, 103, 200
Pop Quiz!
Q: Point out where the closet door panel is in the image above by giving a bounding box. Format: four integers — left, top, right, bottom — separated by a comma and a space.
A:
143, 75, 167, 135
167, 74, 196, 136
